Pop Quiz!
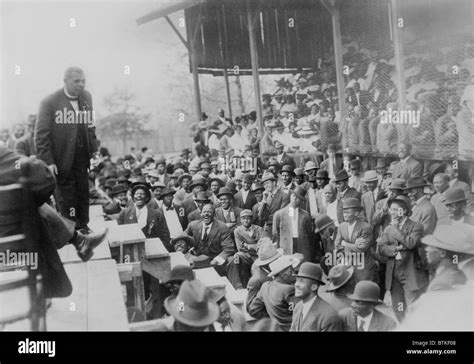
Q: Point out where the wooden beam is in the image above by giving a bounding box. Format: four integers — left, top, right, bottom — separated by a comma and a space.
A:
247, 1, 264, 139
164, 16, 189, 51
223, 69, 233, 121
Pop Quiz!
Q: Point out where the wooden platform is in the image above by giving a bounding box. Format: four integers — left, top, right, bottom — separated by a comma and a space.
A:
193, 267, 226, 290
145, 238, 169, 259
58, 240, 111, 264
107, 223, 146, 248
89, 205, 104, 221
46, 259, 129, 331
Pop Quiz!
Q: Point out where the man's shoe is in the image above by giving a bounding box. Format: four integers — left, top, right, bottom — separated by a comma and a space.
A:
76, 228, 108, 262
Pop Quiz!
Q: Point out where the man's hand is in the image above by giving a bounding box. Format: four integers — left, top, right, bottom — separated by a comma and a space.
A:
210, 256, 225, 266
48, 164, 58, 175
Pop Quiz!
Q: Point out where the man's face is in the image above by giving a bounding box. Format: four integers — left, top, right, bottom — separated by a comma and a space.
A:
335, 180, 348, 193
148, 176, 158, 184
219, 195, 231, 209
321, 226, 335, 241
181, 177, 191, 190
241, 215, 252, 228
389, 202, 406, 221
282, 172, 292, 185
276, 145, 284, 154
294, 277, 316, 300
201, 204, 215, 224
295, 175, 305, 185
133, 188, 147, 207
217, 300, 231, 326
289, 193, 300, 208
210, 181, 220, 194
433, 176, 449, 194
153, 187, 163, 200
163, 194, 174, 207
64, 71, 85, 96
242, 180, 252, 191
157, 164, 165, 174
376, 167, 387, 176
445, 165, 456, 180
254, 190, 263, 202
365, 181, 377, 192
0, 130, 9, 142
316, 178, 328, 189
351, 300, 373, 318
328, 150, 336, 159
425, 245, 445, 266
200, 168, 210, 178
117, 192, 128, 207
280, 266, 296, 284
174, 241, 189, 254
193, 185, 204, 196
324, 189, 335, 203
343, 208, 358, 223
13, 125, 25, 139
263, 180, 275, 192
387, 188, 403, 199
398, 144, 409, 159
446, 201, 465, 220
406, 188, 420, 204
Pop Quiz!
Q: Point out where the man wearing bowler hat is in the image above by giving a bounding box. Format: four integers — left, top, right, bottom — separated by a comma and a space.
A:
340, 281, 396, 331
234, 173, 257, 210
294, 168, 305, 186
173, 173, 193, 204
320, 144, 342, 180
248, 255, 300, 331
160, 187, 188, 240
181, 174, 210, 218
319, 265, 355, 313
251, 182, 267, 227
273, 187, 317, 263
360, 170, 385, 225
377, 195, 428, 321
334, 170, 361, 202
214, 187, 242, 235
228, 210, 264, 289
290, 262, 342, 331
334, 198, 378, 283
261, 172, 290, 238
444, 187, 474, 226
279, 164, 297, 194
187, 191, 211, 223
404, 177, 437, 236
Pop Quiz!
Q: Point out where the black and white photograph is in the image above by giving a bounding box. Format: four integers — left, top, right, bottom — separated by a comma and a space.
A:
0, 0, 473, 358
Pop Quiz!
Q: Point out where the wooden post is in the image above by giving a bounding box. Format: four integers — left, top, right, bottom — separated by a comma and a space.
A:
247, 1, 264, 138
223, 69, 233, 121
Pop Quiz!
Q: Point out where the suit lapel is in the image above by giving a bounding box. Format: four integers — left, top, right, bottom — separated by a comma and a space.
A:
208, 222, 218, 243
127, 207, 137, 223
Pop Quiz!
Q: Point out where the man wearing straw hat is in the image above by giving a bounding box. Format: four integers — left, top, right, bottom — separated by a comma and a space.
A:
340, 281, 396, 331
319, 265, 355, 313
290, 262, 342, 331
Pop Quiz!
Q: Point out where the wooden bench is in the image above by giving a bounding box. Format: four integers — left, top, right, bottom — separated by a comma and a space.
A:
46, 259, 129, 331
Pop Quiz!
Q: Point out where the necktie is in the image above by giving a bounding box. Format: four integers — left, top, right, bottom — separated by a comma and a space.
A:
203, 225, 210, 242
358, 319, 365, 332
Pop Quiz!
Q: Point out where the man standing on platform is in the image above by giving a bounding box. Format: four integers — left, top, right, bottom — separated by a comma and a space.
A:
391, 142, 423, 181
35, 67, 98, 233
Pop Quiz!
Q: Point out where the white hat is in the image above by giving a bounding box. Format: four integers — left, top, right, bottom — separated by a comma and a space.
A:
268, 255, 301, 278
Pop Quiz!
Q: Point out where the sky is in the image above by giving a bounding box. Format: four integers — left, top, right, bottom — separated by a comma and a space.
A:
0, 0, 199, 128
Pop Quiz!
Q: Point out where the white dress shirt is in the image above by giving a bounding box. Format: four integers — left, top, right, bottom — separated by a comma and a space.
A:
163, 205, 184, 239
289, 207, 299, 238
136, 206, 148, 229
356, 311, 374, 331
64, 88, 79, 112
241, 189, 249, 204
302, 296, 317, 320
308, 188, 319, 218
347, 221, 357, 240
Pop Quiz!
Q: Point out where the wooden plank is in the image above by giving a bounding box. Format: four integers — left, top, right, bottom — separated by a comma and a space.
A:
0, 270, 31, 323
89, 219, 118, 232
221, 276, 245, 305
193, 267, 226, 290
117, 262, 143, 282
170, 252, 190, 268
145, 238, 169, 259
58, 240, 111, 265
46, 259, 129, 331
107, 223, 146, 248
89, 205, 104, 220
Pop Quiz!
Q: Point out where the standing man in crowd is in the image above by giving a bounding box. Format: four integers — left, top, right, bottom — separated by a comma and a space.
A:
35, 67, 98, 233
261, 172, 290, 238
15, 115, 37, 157
391, 142, 423, 181
430, 173, 451, 225
444, 187, 474, 225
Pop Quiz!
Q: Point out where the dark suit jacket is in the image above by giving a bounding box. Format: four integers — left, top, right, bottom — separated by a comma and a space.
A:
273, 207, 316, 262
290, 296, 342, 332
391, 156, 423, 181
320, 157, 343, 175
117, 205, 171, 246
215, 206, 242, 235
184, 219, 235, 261
411, 197, 437, 236
14, 134, 37, 157
377, 218, 428, 291
181, 197, 199, 218
35, 89, 98, 176
338, 186, 361, 202
262, 188, 290, 226
427, 264, 467, 291
339, 308, 396, 332
234, 190, 257, 210
187, 209, 202, 223
276, 152, 295, 169
0, 146, 72, 298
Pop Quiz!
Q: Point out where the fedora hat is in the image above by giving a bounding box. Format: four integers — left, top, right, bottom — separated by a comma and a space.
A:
403, 177, 429, 190
304, 161, 318, 172
254, 242, 283, 266
314, 214, 335, 233
148, 170, 160, 179
164, 280, 219, 327
294, 168, 304, 177
192, 255, 211, 269
444, 187, 468, 205
110, 184, 128, 196
362, 170, 378, 183
242, 173, 254, 184
388, 195, 412, 215
178, 173, 192, 185
194, 191, 211, 202
421, 224, 474, 255
292, 186, 307, 202
104, 179, 117, 189
240, 209, 253, 218
325, 265, 354, 292
342, 197, 361, 210
316, 170, 330, 180
388, 178, 406, 190
155, 158, 167, 166
159, 187, 176, 199
261, 172, 276, 183
165, 264, 195, 284
281, 165, 295, 175
188, 175, 208, 191
171, 235, 195, 250
295, 262, 325, 285
225, 181, 237, 194
216, 187, 234, 198
333, 170, 350, 182
251, 182, 265, 193
103, 200, 121, 215
118, 176, 131, 185
375, 158, 389, 169
347, 281, 383, 304
130, 177, 151, 191
209, 177, 225, 187
151, 181, 166, 191
268, 255, 301, 278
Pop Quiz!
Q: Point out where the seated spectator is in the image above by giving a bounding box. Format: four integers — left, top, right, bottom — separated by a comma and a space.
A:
434, 99, 460, 159
456, 85, 474, 160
